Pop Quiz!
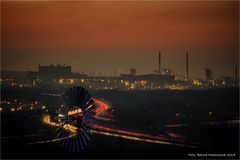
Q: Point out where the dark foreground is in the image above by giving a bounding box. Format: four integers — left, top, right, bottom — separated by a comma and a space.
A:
1, 88, 239, 159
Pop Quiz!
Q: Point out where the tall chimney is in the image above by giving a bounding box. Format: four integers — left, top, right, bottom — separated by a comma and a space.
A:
114, 68, 117, 77
186, 52, 189, 80
159, 51, 161, 74
235, 65, 238, 81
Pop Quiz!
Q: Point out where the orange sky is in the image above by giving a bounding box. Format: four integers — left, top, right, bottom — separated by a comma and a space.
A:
1, 1, 239, 78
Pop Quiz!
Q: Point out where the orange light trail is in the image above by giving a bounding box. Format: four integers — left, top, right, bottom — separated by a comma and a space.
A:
41, 114, 197, 148
91, 130, 197, 148
91, 124, 185, 143
93, 98, 113, 122
165, 123, 187, 128
38, 98, 200, 149
42, 115, 77, 133
93, 116, 113, 122
93, 98, 109, 116
201, 119, 240, 126
24, 134, 74, 145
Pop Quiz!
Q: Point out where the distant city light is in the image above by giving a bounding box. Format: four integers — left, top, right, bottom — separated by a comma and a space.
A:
58, 114, 65, 117
70, 79, 74, 84
130, 84, 135, 89
68, 108, 82, 116
124, 81, 129, 87
176, 112, 181, 117
58, 79, 63, 84
140, 80, 147, 86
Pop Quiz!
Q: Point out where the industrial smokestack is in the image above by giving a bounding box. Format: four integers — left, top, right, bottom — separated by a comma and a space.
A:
114, 68, 117, 77
235, 65, 238, 81
205, 68, 212, 81
159, 51, 161, 74
186, 52, 189, 80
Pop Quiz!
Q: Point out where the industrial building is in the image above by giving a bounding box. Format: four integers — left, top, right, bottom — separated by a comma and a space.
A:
38, 64, 72, 79
1, 52, 238, 90
26, 64, 87, 86
205, 68, 212, 81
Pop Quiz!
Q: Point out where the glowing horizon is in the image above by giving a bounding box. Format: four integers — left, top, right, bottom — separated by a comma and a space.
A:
1, 1, 239, 78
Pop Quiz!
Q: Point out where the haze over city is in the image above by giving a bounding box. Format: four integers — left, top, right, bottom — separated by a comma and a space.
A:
1, 1, 239, 159
1, 1, 239, 78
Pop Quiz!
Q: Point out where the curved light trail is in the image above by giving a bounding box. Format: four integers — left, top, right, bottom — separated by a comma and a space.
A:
1, 133, 44, 139
37, 98, 200, 149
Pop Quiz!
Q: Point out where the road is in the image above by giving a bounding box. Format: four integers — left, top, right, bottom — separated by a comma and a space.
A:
39, 98, 201, 149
